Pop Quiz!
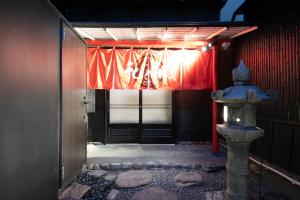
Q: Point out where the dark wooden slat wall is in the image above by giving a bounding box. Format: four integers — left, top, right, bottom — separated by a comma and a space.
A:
61, 23, 87, 187
177, 90, 212, 142
234, 24, 300, 122
234, 24, 300, 175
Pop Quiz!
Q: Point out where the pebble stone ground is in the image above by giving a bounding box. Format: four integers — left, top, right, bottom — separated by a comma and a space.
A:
62, 167, 285, 200
59, 144, 287, 200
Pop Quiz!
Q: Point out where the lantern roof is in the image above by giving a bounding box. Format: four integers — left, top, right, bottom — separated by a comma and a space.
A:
211, 60, 277, 104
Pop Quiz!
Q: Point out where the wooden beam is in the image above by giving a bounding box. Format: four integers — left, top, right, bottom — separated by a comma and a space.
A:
230, 26, 258, 39
184, 27, 198, 40
86, 39, 207, 48
136, 28, 141, 41
74, 28, 95, 40
206, 27, 227, 40
105, 28, 118, 40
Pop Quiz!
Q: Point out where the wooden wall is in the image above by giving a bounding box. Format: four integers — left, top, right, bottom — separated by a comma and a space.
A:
61, 23, 87, 187
177, 90, 212, 142
234, 24, 300, 175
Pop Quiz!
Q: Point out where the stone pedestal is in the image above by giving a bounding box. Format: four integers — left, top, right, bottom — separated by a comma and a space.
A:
217, 125, 264, 200
211, 60, 276, 200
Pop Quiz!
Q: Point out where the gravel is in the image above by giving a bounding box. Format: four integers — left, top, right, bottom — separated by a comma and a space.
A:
67, 168, 283, 200
74, 171, 114, 200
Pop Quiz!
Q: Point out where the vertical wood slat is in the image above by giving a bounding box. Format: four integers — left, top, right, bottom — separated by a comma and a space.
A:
61, 23, 87, 187
233, 24, 300, 175
234, 24, 299, 122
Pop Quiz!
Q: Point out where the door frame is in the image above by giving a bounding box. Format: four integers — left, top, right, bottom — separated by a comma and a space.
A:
105, 90, 177, 144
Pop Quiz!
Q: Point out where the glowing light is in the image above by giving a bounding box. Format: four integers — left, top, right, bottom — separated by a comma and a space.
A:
161, 28, 172, 40
208, 43, 213, 48
236, 118, 241, 122
201, 46, 208, 52
223, 106, 228, 122
161, 33, 172, 40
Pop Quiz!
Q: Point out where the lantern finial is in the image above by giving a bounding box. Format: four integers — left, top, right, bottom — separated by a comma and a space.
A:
232, 60, 251, 85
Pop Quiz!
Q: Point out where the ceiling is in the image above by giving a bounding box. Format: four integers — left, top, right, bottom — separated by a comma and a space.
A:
74, 26, 257, 41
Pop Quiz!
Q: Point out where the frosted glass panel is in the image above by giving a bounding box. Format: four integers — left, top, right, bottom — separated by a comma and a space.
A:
142, 90, 172, 105
110, 89, 139, 105
142, 90, 172, 124
143, 108, 172, 124
110, 89, 139, 123
110, 109, 139, 123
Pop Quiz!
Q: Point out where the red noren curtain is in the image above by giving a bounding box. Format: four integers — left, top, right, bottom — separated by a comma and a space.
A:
87, 48, 214, 90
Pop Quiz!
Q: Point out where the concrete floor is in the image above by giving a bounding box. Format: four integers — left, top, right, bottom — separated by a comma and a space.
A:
87, 143, 226, 168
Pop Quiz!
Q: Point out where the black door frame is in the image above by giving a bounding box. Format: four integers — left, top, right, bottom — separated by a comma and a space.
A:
105, 90, 177, 144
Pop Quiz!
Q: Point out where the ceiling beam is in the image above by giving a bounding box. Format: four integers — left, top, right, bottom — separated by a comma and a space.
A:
206, 27, 227, 40
184, 27, 198, 40
105, 28, 118, 40
230, 26, 258, 39
136, 28, 141, 40
74, 28, 95, 40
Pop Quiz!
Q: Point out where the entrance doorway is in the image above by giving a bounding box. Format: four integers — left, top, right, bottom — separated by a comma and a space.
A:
108, 89, 175, 143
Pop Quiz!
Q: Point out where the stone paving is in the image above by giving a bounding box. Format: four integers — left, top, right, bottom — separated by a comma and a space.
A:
86, 143, 226, 171
60, 167, 283, 200
116, 170, 153, 188
174, 172, 203, 187
59, 144, 286, 200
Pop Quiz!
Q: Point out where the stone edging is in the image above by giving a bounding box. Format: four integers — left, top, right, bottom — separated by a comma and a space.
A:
82, 162, 225, 171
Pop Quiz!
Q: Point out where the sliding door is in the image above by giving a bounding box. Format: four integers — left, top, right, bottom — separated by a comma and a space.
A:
109, 89, 140, 143
108, 90, 175, 143
140, 90, 174, 143
142, 90, 172, 124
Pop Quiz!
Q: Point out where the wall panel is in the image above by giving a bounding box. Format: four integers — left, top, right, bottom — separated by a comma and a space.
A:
61, 23, 87, 187
234, 24, 300, 175
234, 24, 300, 122
0, 0, 60, 199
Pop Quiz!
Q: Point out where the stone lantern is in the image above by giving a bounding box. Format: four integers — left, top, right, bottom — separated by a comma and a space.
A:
211, 60, 276, 200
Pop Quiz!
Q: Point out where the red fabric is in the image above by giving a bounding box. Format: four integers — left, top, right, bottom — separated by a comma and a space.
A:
87, 48, 214, 90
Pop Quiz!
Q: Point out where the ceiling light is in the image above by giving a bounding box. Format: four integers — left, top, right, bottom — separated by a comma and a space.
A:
201, 46, 208, 52
161, 28, 172, 41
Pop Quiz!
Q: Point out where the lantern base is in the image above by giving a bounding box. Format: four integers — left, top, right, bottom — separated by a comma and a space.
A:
217, 124, 263, 200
